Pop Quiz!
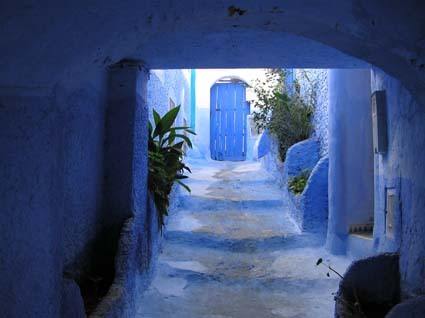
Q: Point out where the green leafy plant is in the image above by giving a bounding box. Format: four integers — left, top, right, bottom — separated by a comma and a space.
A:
268, 93, 313, 160
251, 69, 314, 161
251, 69, 286, 132
288, 169, 311, 195
148, 105, 195, 230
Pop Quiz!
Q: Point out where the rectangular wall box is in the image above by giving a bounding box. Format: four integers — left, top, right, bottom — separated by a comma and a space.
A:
385, 187, 397, 238
371, 90, 388, 154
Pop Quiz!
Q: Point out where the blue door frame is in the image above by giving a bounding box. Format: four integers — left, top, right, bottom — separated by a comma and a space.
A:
210, 82, 249, 161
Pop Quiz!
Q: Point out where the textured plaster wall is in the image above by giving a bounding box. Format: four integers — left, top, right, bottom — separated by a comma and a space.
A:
59, 78, 107, 269
147, 69, 191, 125
0, 88, 64, 317
371, 69, 425, 298
295, 69, 329, 156
3, 1, 425, 106
261, 138, 323, 232
326, 69, 374, 255
300, 156, 329, 235
282, 139, 320, 229
103, 63, 149, 229
260, 69, 330, 228
0, 71, 109, 317
260, 134, 285, 186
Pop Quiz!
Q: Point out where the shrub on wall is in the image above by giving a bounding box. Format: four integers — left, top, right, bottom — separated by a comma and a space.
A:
288, 169, 311, 195
268, 93, 313, 160
148, 106, 195, 229
251, 69, 315, 160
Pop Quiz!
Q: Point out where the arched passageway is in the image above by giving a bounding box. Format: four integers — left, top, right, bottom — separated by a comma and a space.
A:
1, 2, 424, 102
1, 1, 425, 317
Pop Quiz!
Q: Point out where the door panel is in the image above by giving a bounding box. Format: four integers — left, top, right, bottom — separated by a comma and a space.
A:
210, 82, 248, 161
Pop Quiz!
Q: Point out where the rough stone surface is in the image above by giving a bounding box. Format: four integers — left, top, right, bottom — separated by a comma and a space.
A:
91, 208, 160, 318
295, 69, 329, 156
386, 295, 425, 318
335, 253, 400, 318
300, 156, 329, 234
137, 159, 351, 318
147, 69, 191, 124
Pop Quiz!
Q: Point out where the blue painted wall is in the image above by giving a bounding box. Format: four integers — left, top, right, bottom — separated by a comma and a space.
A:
300, 156, 329, 235
0, 71, 111, 316
371, 68, 425, 297
0, 88, 64, 317
285, 139, 320, 178
58, 80, 108, 269
283, 139, 320, 229
1, 2, 425, 315
147, 70, 190, 123
326, 69, 374, 255
190, 69, 196, 129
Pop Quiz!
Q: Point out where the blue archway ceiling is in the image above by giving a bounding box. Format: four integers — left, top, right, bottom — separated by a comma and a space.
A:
0, 1, 424, 102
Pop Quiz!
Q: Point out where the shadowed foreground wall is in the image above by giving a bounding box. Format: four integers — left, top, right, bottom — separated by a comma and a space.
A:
326, 69, 373, 255
371, 69, 425, 298
0, 87, 64, 317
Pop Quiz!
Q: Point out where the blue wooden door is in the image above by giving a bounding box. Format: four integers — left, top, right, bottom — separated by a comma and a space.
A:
210, 82, 249, 161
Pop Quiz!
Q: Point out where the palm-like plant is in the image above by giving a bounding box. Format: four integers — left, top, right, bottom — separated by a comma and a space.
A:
148, 105, 195, 230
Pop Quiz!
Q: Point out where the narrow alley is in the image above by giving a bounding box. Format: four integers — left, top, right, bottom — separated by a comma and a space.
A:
137, 159, 350, 318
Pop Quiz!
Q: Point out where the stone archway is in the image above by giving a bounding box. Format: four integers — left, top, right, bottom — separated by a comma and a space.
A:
1, 2, 424, 103
1, 1, 425, 316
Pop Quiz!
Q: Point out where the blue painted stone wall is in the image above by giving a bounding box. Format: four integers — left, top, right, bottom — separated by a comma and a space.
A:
295, 69, 329, 156
58, 79, 107, 268
284, 139, 320, 178
0, 87, 64, 317
282, 139, 320, 228
300, 156, 329, 234
326, 69, 374, 255
0, 70, 110, 317
371, 68, 425, 298
0, 2, 424, 316
147, 70, 190, 125
256, 130, 271, 159
103, 63, 149, 228
0, 61, 162, 317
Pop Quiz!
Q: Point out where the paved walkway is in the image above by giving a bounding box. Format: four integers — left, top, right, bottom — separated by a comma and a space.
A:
137, 159, 350, 318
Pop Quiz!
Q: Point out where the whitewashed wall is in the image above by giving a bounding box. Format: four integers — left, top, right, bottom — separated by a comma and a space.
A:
147, 69, 191, 127
295, 69, 329, 156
